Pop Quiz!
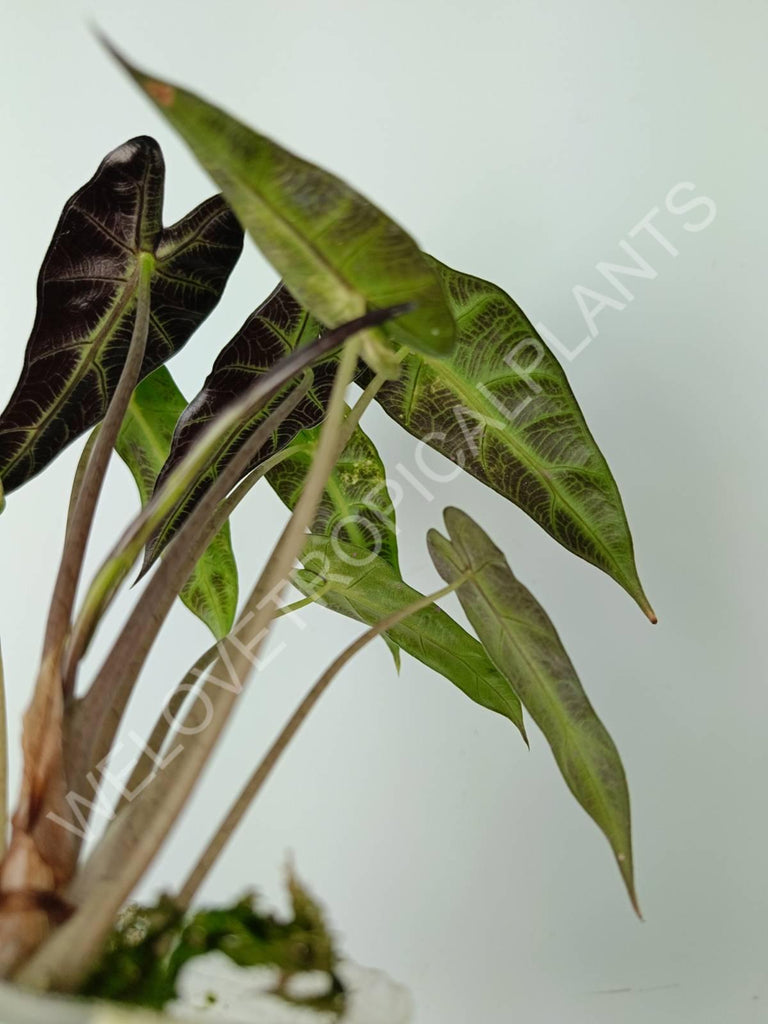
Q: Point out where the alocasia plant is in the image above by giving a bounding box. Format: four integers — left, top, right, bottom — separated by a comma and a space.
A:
0, 137, 243, 494
0, 37, 656, 1015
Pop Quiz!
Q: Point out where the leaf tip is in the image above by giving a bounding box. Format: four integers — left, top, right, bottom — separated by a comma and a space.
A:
92, 26, 128, 66
615, 849, 642, 918
628, 886, 643, 920
635, 588, 657, 624
96, 31, 177, 108
623, 570, 657, 624
133, 556, 152, 587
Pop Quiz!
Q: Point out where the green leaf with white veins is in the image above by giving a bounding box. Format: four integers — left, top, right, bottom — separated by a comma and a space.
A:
109, 43, 456, 360
428, 507, 637, 911
295, 535, 527, 741
0, 136, 242, 497
268, 417, 401, 666
361, 256, 655, 621
116, 367, 238, 639
268, 417, 400, 573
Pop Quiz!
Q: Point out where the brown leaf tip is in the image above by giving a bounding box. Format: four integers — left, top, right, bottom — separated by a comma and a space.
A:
145, 80, 176, 107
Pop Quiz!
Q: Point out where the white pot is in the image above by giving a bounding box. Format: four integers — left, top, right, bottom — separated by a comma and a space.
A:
0, 960, 413, 1024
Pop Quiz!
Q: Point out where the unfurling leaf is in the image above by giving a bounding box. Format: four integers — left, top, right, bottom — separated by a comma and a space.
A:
0, 136, 243, 496
363, 256, 655, 620
116, 367, 238, 639
109, 45, 456, 358
295, 535, 527, 740
428, 507, 637, 911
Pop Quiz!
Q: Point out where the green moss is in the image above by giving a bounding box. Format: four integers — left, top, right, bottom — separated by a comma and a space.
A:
79, 870, 345, 1015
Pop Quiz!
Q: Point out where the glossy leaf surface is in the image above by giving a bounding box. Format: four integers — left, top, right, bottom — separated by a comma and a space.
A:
0, 136, 243, 494
143, 284, 334, 568
295, 535, 527, 740
428, 507, 637, 909
111, 48, 456, 357
116, 367, 238, 639
363, 257, 654, 620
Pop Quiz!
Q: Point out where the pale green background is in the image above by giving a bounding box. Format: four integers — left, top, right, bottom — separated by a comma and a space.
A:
0, 1, 765, 1021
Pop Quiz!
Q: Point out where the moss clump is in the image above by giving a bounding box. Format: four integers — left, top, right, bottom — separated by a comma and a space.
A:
80, 869, 345, 1015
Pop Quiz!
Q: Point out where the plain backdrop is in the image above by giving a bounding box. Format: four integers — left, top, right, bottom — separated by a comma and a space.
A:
1, 2, 766, 1022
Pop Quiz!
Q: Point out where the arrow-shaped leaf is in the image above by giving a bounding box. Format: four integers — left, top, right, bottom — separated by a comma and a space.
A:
0, 136, 243, 495
142, 283, 335, 568
428, 507, 637, 910
295, 534, 527, 740
109, 45, 456, 358
362, 256, 655, 620
116, 367, 238, 639
146, 252, 653, 619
